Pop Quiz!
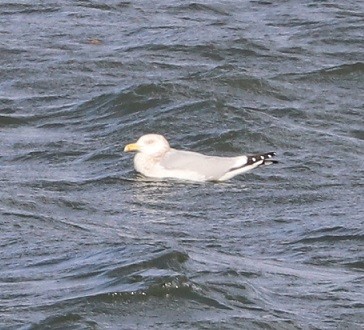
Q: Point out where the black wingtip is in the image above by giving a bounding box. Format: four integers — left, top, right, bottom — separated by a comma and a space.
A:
246, 152, 278, 166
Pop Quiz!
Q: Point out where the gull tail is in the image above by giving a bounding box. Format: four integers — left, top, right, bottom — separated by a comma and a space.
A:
246, 152, 278, 166
229, 152, 278, 172
217, 152, 278, 181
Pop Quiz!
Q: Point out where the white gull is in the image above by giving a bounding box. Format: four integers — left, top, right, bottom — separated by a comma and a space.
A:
124, 134, 277, 182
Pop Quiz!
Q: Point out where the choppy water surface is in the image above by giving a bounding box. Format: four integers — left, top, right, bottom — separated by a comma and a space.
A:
1, 1, 363, 329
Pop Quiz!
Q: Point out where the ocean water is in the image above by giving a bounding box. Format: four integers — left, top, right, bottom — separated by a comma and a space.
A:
0, 1, 363, 329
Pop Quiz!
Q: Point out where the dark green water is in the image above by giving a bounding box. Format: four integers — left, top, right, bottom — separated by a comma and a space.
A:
1, 1, 363, 329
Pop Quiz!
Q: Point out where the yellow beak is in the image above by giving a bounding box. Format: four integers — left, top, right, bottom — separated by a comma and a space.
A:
124, 143, 140, 152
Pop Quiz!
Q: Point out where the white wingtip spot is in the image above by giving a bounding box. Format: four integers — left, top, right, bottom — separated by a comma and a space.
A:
252, 157, 256, 162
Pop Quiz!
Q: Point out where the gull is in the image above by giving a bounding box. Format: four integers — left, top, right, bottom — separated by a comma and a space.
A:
124, 134, 277, 182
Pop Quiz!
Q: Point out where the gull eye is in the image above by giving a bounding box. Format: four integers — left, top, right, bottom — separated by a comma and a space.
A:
145, 139, 155, 145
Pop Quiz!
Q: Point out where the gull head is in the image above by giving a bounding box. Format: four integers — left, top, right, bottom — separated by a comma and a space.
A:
124, 134, 170, 156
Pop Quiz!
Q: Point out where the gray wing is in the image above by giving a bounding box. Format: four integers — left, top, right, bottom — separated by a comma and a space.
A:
160, 149, 243, 180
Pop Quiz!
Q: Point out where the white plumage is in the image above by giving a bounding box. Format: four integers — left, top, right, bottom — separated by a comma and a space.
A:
124, 134, 277, 182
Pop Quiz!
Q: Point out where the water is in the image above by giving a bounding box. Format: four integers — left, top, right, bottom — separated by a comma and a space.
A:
1, 1, 363, 329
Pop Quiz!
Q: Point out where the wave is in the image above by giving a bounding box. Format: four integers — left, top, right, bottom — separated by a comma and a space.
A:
278, 62, 364, 82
